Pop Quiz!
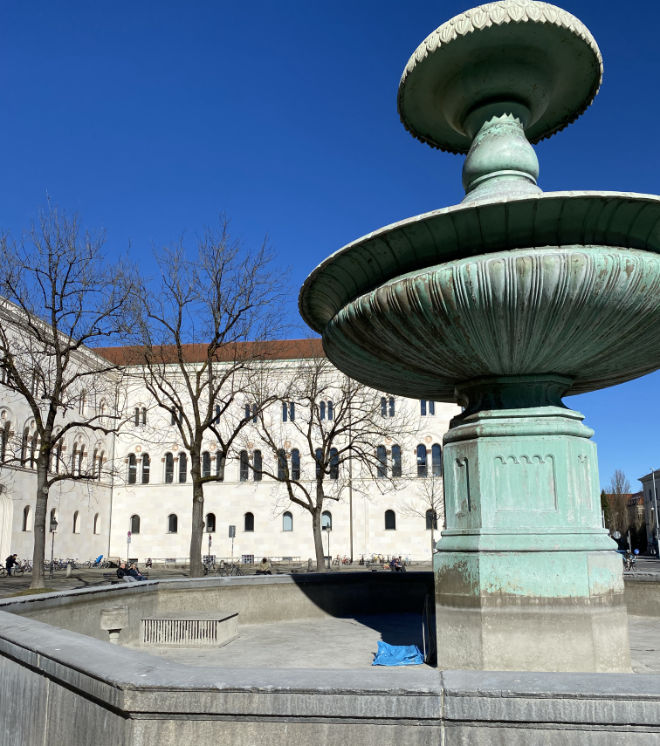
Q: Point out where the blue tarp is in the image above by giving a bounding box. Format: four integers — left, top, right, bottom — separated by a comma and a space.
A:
371, 640, 424, 666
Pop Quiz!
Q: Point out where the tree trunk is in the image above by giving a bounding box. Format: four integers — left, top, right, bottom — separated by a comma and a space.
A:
189, 452, 204, 577
31, 460, 49, 589
312, 509, 326, 572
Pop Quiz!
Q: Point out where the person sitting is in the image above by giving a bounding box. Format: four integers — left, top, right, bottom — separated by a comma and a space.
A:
256, 557, 272, 575
128, 563, 147, 581
116, 561, 128, 579
145, 557, 153, 568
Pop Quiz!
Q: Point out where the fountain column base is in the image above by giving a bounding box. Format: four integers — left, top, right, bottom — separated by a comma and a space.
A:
434, 377, 631, 672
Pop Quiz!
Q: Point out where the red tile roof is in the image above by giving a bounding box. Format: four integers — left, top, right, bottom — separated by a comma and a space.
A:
94, 338, 324, 365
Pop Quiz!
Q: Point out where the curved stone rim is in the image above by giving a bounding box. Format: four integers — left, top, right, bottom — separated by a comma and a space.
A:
320, 246, 660, 400
397, 0, 603, 153
299, 191, 660, 334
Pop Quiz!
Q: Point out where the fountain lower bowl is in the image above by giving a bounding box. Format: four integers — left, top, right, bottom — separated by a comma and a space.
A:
322, 245, 660, 399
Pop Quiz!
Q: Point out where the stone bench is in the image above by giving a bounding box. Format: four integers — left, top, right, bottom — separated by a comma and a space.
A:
140, 611, 238, 647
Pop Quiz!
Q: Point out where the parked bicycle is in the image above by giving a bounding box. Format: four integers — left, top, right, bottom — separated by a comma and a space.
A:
218, 562, 243, 577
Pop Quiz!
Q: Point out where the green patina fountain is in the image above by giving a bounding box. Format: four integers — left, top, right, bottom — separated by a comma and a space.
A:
299, 0, 660, 672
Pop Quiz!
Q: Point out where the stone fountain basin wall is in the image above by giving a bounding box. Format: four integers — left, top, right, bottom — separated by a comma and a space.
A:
1, 572, 433, 643
0, 572, 659, 745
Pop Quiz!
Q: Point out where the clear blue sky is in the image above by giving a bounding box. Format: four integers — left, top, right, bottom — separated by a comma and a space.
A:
1, 1, 658, 491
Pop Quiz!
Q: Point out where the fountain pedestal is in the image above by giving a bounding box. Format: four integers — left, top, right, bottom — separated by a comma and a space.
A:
437, 377, 629, 671
300, 0, 660, 672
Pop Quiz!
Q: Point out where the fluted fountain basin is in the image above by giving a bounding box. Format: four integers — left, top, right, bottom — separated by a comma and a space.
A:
300, 192, 660, 399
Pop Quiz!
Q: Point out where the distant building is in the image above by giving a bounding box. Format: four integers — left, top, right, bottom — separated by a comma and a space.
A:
640, 470, 660, 553
0, 313, 459, 564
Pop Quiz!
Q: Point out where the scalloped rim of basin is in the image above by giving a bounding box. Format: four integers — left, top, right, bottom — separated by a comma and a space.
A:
299, 190, 660, 335
320, 246, 660, 400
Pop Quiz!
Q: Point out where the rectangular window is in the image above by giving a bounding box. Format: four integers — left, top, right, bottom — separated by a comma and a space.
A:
382, 397, 395, 417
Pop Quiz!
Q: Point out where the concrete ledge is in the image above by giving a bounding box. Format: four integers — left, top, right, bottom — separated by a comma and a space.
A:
0, 574, 659, 744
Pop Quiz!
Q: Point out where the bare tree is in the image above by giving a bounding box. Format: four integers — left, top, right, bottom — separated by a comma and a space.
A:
0, 207, 133, 588
252, 355, 405, 571
604, 469, 632, 537
401, 474, 445, 557
122, 219, 282, 577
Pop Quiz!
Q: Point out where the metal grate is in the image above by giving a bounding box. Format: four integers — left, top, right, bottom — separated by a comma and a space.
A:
141, 612, 238, 647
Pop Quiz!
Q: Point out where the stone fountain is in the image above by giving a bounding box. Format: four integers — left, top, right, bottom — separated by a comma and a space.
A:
299, 0, 660, 672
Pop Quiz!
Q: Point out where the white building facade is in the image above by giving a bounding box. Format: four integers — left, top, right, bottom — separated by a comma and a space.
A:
0, 339, 458, 565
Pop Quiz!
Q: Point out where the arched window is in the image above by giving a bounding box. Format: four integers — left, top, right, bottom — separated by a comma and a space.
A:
178, 453, 187, 483
165, 452, 174, 483
239, 450, 249, 481
253, 450, 262, 481
168, 514, 178, 533
385, 509, 396, 530
127, 453, 137, 484
315, 448, 323, 478
321, 511, 332, 529
93, 513, 100, 535
1, 421, 11, 463
431, 443, 442, 477
392, 445, 402, 477
244, 512, 254, 532
73, 511, 80, 534
70, 442, 78, 472
79, 389, 87, 415
416, 444, 427, 478
96, 449, 105, 479
426, 509, 438, 530
142, 453, 150, 484
22, 505, 30, 532
376, 445, 387, 478
291, 449, 300, 480
202, 451, 211, 478
283, 511, 293, 531
329, 448, 339, 480
134, 407, 140, 426
320, 401, 326, 420
53, 442, 63, 474
29, 432, 39, 469
130, 514, 140, 534
327, 401, 334, 421
277, 449, 287, 480
21, 427, 29, 465
206, 513, 216, 532
216, 452, 225, 480
77, 444, 86, 476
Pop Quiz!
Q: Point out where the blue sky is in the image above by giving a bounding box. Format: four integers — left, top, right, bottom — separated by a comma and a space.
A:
1, 1, 658, 490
